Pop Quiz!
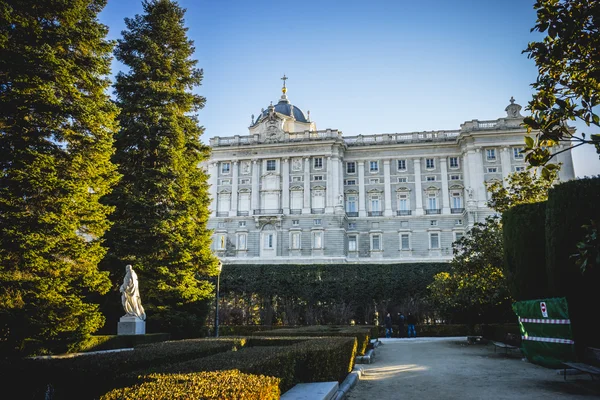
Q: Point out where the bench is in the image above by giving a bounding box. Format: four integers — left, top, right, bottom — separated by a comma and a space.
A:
467, 335, 483, 345
563, 347, 600, 381
491, 341, 519, 354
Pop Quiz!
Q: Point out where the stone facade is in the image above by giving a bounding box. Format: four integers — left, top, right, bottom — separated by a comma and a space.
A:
206, 90, 575, 264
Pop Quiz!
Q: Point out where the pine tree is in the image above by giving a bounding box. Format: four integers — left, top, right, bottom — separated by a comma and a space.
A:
106, 0, 217, 336
0, 0, 120, 355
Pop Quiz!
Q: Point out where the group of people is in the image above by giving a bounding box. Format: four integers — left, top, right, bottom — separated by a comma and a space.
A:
383, 311, 417, 338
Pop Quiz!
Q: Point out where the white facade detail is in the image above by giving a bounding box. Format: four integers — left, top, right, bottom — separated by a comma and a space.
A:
207, 88, 575, 264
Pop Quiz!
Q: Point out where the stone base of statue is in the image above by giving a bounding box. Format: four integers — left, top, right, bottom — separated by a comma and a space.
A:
117, 315, 146, 335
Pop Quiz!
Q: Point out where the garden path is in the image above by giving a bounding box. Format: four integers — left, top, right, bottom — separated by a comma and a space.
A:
346, 337, 600, 400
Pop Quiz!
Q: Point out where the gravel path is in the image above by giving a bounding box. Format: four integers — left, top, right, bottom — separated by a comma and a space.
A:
346, 337, 600, 400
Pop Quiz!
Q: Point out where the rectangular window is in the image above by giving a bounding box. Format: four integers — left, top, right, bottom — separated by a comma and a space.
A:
426, 158, 435, 169
240, 178, 250, 184
370, 196, 380, 212
369, 178, 380, 184
237, 234, 247, 250
398, 177, 408, 183
346, 195, 357, 212
215, 234, 226, 250
348, 222, 356, 229
428, 194, 437, 210
449, 157, 459, 168
219, 179, 231, 185
397, 159, 406, 170
313, 231, 323, 249
221, 162, 231, 174
348, 235, 357, 251
455, 219, 463, 226
292, 219, 299, 226
426, 176, 436, 181
345, 179, 357, 185
514, 166, 526, 172
513, 147, 524, 159
266, 159, 276, 171
398, 196, 408, 211
371, 235, 381, 251
238, 221, 246, 227
218, 222, 225, 228
486, 149, 496, 161
346, 162, 356, 174
452, 193, 462, 209
292, 176, 303, 182
454, 232, 464, 242
400, 234, 410, 250
430, 220, 437, 226
450, 174, 460, 181
487, 167, 498, 173
263, 233, 274, 249
314, 157, 323, 169
430, 233, 440, 249
313, 175, 323, 181
291, 232, 301, 249
314, 219, 322, 226
369, 161, 379, 172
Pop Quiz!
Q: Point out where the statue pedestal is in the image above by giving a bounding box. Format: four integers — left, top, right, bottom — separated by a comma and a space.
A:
117, 315, 146, 335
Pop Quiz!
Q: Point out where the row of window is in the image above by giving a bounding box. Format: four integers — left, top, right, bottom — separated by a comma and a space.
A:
345, 193, 463, 213
219, 148, 525, 175
220, 218, 463, 230
214, 231, 464, 252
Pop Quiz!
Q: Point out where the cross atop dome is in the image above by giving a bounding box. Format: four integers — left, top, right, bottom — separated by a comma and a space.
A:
281, 74, 288, 94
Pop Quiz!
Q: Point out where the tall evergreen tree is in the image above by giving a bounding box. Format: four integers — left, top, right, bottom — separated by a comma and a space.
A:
0, 0, 120, 355
106, 0, 217, 336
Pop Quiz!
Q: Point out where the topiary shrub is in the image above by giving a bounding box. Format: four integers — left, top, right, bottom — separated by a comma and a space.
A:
502, 202, 549, 301
100, 370, 280, 400
545, 176, 600, 354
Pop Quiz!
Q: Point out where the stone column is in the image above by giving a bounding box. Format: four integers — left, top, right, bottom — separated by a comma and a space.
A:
500, 147, 511, 182
413, 158, 423, 215
230, 161, 239, 217
358, 161, 366, 217
467, 149, 485, 207
208, 162, 218, 217
251, 160, 260, 213
303, 157, 311, 213
440, 157, 450, 214
332, 156, 343, 213
383, 159, 393, 216
282, 158, 290, 214
462, 152, 471, 189
326, 156, 333, 213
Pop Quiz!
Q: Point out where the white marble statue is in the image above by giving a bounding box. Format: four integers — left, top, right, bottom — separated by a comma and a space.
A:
120, 265, 146, 320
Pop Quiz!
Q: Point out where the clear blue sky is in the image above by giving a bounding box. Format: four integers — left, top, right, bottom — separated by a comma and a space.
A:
98, 0, 600, 177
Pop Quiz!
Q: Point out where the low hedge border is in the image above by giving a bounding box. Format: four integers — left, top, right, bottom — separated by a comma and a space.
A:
252, 325, 370, 355
2, 338, 245, 400
100, 369, 280, 400
71, 333, 171, 353
133, 336, 357, 393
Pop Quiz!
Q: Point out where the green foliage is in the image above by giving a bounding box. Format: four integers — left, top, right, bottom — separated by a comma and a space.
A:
428, 217, 511, 323
523, 0, 600, 173
502, 202, 549, 301
0, 0, 120, 355
100, 370, 281, 400
571, 220, 600, 273
104, 0, 218, 336
1, 338, 245, 399
486, 166, 559, 213
219, 263, 449, 326
546, 177, 600, 352
71, 333, 170, 353
252, 325, 371, 355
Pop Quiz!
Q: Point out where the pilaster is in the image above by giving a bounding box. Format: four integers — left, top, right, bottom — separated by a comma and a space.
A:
500, 147, 511, 182
230, 161, 239, 216
326, 156, 334, 213
251, 160, 259, 212
208, 162, 218, 217
440, 157, 450, 214
282, 158, 290, 214
358, 161, 366, 217
383, 159, 393, 216
413, 158, 423, 215
303, 157, 311, 213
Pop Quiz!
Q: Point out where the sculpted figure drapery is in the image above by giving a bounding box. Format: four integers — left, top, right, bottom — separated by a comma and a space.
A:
120, 265, 146, 320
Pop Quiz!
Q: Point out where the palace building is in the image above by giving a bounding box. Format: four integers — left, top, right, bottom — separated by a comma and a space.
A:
206, 79, 575, 264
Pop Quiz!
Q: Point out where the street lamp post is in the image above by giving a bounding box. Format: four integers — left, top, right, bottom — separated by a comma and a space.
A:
215, 260, 223, 337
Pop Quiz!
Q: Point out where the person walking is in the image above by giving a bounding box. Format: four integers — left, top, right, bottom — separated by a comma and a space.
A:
407, 312, 417, 338
397, 312, 405, 338
384, 312, 393, 338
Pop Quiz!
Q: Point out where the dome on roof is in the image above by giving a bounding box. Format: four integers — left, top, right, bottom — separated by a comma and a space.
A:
254, 97, 309, 125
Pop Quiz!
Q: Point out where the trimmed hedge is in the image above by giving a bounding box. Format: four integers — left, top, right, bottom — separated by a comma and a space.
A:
545, 177, 600, 353
139, 336, 357, 393
503, 202, 549, 301
100, 370, 280, 400
70, 333, 171, 353
374, 324, 472, 337
251, 325, 371, 355
2, 338, 245, 399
